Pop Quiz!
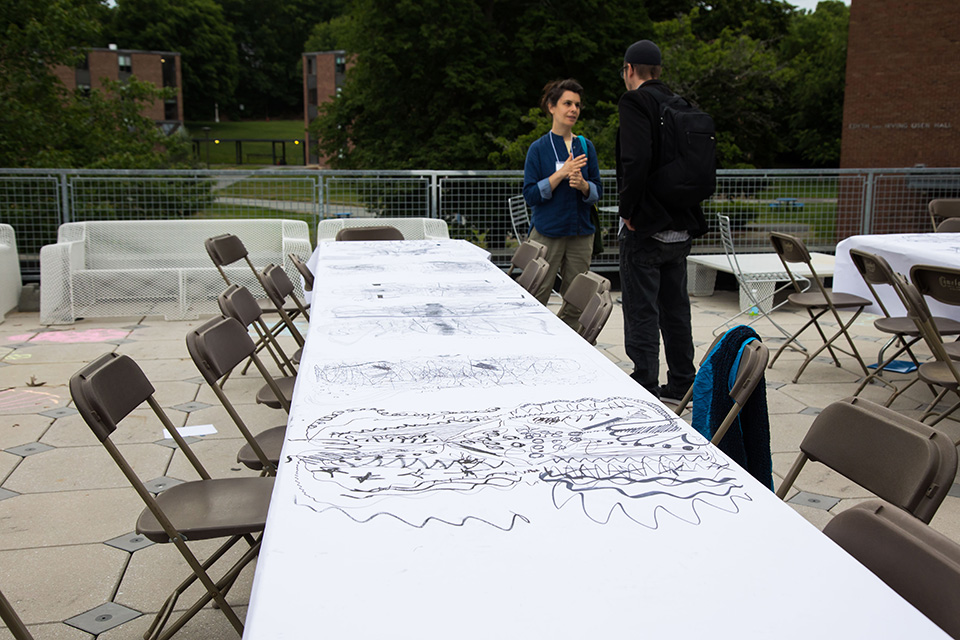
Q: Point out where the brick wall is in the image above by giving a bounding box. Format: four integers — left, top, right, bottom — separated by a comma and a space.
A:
841, 0, 960, 169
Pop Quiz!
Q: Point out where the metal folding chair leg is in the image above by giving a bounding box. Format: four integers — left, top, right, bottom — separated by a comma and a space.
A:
0, 588, 34, 640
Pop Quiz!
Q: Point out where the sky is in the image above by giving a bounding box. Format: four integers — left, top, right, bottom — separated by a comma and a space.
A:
789, 0, 851, 12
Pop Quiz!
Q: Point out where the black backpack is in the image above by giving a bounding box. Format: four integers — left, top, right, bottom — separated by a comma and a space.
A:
648, 92, 717, 209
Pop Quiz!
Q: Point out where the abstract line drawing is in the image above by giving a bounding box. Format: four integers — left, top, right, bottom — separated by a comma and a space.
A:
310, 355, 588, 399
328, 301, 537, 320
317, 315, 561, 343
329, 279, 519, 301
290, 397, 751, 530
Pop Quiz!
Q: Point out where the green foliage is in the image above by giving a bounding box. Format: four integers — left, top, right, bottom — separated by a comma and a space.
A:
112, 0, 239, 121
219, 0, 346, 120
777, 1, 849, 166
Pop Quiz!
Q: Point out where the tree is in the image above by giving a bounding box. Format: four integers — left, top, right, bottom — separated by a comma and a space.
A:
111, 0, 239, 121
778, 0, 849, 166
0, 0, 102, 166
220, 0, 347, 120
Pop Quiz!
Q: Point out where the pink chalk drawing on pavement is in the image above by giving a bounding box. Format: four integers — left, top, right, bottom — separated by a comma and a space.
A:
0, 388, 65, 414
6, 329, 131, 344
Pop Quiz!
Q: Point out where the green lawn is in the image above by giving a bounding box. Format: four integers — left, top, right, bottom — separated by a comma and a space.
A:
186, 120, 308, 166
185, 120, 307, 140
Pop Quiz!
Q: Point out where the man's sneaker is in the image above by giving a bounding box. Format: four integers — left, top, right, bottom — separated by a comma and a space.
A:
658, 384, 690, 404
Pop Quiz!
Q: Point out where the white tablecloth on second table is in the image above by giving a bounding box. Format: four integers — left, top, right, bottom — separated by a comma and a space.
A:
833, 233, 960, 319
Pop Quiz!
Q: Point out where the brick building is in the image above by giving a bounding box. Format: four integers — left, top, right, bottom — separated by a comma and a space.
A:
838, 0, 960, 234
302, 50, 350, 166
52, 47, 184, 134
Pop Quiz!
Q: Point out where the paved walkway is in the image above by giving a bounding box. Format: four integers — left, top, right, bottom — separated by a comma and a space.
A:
2, 288, 959, 638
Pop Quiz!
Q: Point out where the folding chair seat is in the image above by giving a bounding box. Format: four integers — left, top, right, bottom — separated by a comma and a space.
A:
557, 271, 611, 321
577, 289, 613, 346
823, 499, 960, 639
768, 232, 871, 383
516, 256, 550, 296
0, 587, 34, 640
904, 266, 960, 429
507, 195, 531, 243
712, 214, 806, 342
849, 249, 960, 406
70, 352, 273, 639
334, 225, 404, 241
928, 198, 960, 231
506, 239, 546, 277
289, 252, 314, 291
187, 316, 293, 472
219, 284, 297, 377
776, 397, 957, 523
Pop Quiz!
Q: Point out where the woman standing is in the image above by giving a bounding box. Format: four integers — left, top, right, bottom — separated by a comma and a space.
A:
522, 78, 602, 328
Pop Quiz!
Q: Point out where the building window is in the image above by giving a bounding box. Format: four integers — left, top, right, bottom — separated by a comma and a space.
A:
76, 54, 89, 70
335, 55, 346, 75
118, 54, 132, 74
161, 56, 177, 88
164, 98, 179, 121
77, 83, 91, 98
307, 56, 315, 75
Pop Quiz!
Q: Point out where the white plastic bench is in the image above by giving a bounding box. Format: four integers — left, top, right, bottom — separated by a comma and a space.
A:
0, 224, 22, 322
317, 217, 449, 242
40, 219, 312, 324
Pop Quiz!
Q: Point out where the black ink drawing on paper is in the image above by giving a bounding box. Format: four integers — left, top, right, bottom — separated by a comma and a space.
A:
291, 397, 751, 530
311, 354, 588, 397
330, 279, 519, 301
329, 300, 536, 320
317, 314, 561, 343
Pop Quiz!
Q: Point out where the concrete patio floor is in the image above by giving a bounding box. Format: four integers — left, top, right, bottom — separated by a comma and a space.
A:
2, 287, 960, 639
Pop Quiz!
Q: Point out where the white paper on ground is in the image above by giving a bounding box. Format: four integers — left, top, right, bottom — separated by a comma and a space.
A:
162, 424, 217, 439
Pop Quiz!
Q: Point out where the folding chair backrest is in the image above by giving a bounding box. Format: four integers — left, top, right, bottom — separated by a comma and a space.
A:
937, 218, 960, 233
261, 263, 296, 308
205, 233, 248, 268
770, 231, 822, 294
186, 316, 256, 386
912, 264, 960, 308
289, 253, 314, 291
717, 214, 746, 277
560, 271, 611, 319
578, 290, 613, 345
508, 239, 546, 277
508, 195, 530, 242
218, 283, 263, 327
796, 398, 957, 523
516, 256, 549, 295
929, 198, 960, 230
728, 340, 769, 408
335, 225, 404, 241
823, 499, 960, 638
848, 248, 900, 318
70, 352, 155, 442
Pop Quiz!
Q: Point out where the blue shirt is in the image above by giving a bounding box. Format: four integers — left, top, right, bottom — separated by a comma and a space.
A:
522, 132, 601, 238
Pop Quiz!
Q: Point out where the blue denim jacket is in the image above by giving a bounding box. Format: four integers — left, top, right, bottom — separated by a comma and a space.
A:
522, 132, 601, 238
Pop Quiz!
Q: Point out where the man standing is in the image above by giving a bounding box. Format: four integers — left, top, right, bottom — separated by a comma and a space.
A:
617, 39, 708, 401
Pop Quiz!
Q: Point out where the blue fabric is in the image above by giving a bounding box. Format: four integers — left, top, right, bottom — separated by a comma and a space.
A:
522, 132, 601, 238
691, 325, 773, 490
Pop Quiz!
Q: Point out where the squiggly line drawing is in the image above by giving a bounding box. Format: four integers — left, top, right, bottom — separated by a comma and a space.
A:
291, 397, 751, 530
328, 301, 536, 319
316, 315, 560, 343
330, 279, 519, 300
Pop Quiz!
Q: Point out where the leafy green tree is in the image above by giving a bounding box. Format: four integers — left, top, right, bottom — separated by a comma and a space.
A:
220, 0, 346, 119
0, 0, 102, 166
691, 0, 795, 42
112, 0, 239, 121
778, 0, 848, 166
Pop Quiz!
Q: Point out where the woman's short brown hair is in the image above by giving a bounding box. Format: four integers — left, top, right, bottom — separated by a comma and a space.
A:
539, 78, 583, 115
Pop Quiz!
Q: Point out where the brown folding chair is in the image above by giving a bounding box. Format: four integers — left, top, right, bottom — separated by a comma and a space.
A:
506, 239, 546, 278
776, 397, 957, 523
928, 198, 960, 231
289, 252, 314, 291
260, 263, 308, 353
674, 336, 769, 445
905, 265, 960, 428
187, 316, 292, 473
823, 499, 960, 638
516, 256, 550, 296
219, 284, 298, 377
577, 290, 614, 346
0, 587, 34, 640
848, 249, 960, 405
768, 232, 871, 383
70, 352, 273, 640
335, 225, 404, 241
937, 218, 960, 233
557, 271, 611, 321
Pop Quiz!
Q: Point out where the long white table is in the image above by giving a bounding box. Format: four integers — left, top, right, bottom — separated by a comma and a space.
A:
834, 233, 960, 319
244, 239, 946, 639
